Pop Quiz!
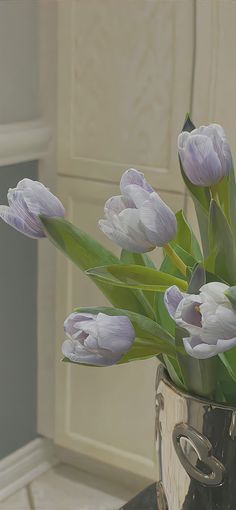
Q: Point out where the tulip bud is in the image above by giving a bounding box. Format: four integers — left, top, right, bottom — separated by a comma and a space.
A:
164, 282, 236, 359
99, 168, 177, 253
62, 312, 135, 366
0, 178, 65, 238
178, 124, 233, 186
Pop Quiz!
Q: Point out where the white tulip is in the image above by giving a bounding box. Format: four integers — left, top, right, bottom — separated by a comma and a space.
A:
178, 124, 232, 186
0, 179, 65, 238
99, 168, 177, 252
62, 312, 135, 366
164, 282, 236, 359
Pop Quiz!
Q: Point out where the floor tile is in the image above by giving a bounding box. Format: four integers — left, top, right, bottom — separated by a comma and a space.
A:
0, 488, 30, 510
30, 464, 129, 510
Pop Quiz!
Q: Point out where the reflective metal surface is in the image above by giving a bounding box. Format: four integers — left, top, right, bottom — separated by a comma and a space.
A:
155, 365, 236, 509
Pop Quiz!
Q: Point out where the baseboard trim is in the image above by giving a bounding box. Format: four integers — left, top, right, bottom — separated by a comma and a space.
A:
0, 438, 58, 502
55, 445, 154, 494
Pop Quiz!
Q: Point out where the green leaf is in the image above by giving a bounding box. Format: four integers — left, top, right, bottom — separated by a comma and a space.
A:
182, 114, 196, 133
156, 252, 186, 336
216, 356, 236, 405
175, 210, 203, 260
120, 250, 156, 269
156, 292, 175, 336
188, 264, 206, 294
74, 306, 179, 357
117, 339, 161, 364
40, 216, 149, 315
175, 326, 217, 399
219, 351, 236, 384
40, 216, 119, 269
214, 176, 230, 222
225, 286, 236, 310
120, 250, 157, 314
86, 264, 188, 292
162, 242, 198, 284
163, 354, 186, 389
170, 242, 198, 268
175, 210, 192, 253
179, 172, 210, 258
228, 169, 236, 241
207, 200, 236, 285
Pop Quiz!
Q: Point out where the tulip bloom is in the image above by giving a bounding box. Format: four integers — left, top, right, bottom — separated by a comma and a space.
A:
99, 168, 177, 252
164, 282, 236, 359
0, 179, 65, 238
62, 312, 135, 366
178, 124, 233, 186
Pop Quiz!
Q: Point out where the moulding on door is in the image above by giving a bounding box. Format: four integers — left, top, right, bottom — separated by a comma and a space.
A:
0, 120, 51, 167
0, 438, 58, 502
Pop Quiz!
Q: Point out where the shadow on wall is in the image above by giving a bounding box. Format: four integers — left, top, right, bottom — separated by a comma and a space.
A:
0, 161, 38, 459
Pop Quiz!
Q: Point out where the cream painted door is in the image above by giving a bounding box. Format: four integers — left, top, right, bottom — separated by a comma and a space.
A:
54, 177, 186, 480
37, 0, 236, 479
57, 0, 195, 191
53, 0, 196, 481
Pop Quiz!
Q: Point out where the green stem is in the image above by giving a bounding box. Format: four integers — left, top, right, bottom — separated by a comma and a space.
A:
211, 185, 220, 205
164, 244, 187, 277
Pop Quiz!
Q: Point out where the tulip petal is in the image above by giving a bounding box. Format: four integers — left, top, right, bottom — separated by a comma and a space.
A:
200, 282, 229, 304
122, 185, 151, 208
100, 168, 176, 251
139, 192, 177, 246
175, 294, 202, 336
164, 286, 184, 318
99, 209, 154, 252
96, 313, 135, 353
104, 195, 134, 218
182, 135, 222, 186
183, 335, 236, 359
0, 205, 44, 238
183, 336, 218, 359
62, 339, 114, 366
198, 124, 232, 175
64, 312, 95, 335
201, 304, 236, 344
24, 182, 65, 218
63, 312, 135, 366
120, 168, 153, 196
7, 189, 44, 236
118, 208, 155, 251
0, 178, 65, 238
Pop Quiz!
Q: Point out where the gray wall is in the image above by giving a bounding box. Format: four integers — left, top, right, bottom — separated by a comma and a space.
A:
0, 0, 39, 458
0, 162, 38, 458
0, 0, 39, 123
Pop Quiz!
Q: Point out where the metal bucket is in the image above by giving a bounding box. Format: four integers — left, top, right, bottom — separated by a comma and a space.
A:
155, 365, 236, 509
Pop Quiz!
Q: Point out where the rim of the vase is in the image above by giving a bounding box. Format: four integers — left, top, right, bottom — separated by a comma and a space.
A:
157, 363, 236, 411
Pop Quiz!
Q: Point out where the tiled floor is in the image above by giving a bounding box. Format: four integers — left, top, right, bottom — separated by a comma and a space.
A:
0, 464, 133, 510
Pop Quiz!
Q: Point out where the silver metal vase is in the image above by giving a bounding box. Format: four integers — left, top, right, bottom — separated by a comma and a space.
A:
121, 364, 236, 510
155, 364, 236, 509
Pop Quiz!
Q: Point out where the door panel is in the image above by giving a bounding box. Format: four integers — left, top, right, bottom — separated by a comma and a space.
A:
54, 177, 185, 479
57, 0, 195, 191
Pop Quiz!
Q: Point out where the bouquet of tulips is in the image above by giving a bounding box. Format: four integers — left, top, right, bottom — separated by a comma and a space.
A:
2, 116, 236, 405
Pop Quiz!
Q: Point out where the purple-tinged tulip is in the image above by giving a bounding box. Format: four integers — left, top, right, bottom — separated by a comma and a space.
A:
62, 312, 135, 366
99, 168, 177, 253
164, 282, 236, 359
178, 124, 233, 186
0, 179, 65, 238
